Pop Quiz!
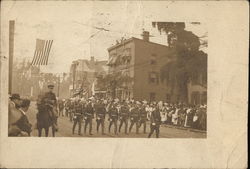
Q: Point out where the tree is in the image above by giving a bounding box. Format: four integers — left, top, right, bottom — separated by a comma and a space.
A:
96, 71, 133, 99
152, 22, 207, 103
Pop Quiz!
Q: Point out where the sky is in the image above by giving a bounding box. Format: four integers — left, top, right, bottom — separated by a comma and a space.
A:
1, 1, 207, 73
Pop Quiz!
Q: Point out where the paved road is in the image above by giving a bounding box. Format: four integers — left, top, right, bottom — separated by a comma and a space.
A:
26, 102, 206, 138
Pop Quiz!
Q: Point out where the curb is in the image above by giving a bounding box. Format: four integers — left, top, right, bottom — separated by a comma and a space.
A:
162, 124, 207, 133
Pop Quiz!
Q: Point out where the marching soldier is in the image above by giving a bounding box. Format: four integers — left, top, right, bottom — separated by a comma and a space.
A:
148, 105, 161, 138
129, 102, 140, 134
95, 100, 106, 135
64, 99, 71, 117
138, 102, 147, 134
108, 102, 119, 134
118, 101, 130, 134
84, 100, 94, 135
72, 99, 83, 135
69, 99, 75, 122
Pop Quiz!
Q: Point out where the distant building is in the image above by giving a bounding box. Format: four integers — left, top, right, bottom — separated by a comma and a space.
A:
69, 56, 108, 97
107, 31, 207, 104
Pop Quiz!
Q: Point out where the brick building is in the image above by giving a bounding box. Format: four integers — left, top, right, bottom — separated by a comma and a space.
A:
107, 31, 175, 102
107, 31, 207, 104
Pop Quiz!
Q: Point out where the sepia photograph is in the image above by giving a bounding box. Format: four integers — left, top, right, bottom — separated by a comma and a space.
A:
6, 6, 207, 138
0, 1, 248, 168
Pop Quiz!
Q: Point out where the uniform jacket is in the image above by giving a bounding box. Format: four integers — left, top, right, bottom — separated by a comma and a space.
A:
150, 109, 161, 125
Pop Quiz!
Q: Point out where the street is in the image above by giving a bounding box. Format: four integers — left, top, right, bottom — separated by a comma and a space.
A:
26, 102, 206, 138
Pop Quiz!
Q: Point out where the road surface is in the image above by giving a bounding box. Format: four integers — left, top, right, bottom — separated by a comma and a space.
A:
26, 102, 206, 138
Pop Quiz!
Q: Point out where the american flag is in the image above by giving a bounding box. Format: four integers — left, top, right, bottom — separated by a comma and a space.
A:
31, 39, 53, 65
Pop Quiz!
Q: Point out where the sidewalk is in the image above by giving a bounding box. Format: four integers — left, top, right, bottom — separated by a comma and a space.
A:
162, 124, 207, 133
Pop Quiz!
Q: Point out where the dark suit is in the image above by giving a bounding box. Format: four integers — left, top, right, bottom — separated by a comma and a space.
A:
139, 106, 147, 134
84, 102, 94, 134
72, 103, 83, 135
108, 106, 118, 134
148, 108, 161, 138
95, 103, 106, 134
129, 106, 140, 134
118, 105, 129, 134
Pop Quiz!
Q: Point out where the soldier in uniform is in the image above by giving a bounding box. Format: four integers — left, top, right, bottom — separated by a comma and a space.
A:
138, 102, 147, 134
69, 99, 75, 122
148, 105, 161, 138
95, 100, 106, 135
64, 99, 71, 117
84, 100, 94, 135
108, 102, 119, 135
43, 84, 58, 136
72, 99, 84, 135
118, 101, 130, 134
129, 102, 140, 134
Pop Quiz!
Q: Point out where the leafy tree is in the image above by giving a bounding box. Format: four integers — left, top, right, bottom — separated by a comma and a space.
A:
96, 71, 133, 99
153, 22, 207, 103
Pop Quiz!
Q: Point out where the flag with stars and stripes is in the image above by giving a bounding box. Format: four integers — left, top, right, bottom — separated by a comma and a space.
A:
31, 39, 53, 65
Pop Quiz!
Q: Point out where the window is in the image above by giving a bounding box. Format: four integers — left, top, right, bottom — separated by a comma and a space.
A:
148, 71, 159, 84
201, 91, 207, 105
191, 91, 201, 105
150, 54, 157, 65
150, 92, 156, 102
122, 48, 132, 64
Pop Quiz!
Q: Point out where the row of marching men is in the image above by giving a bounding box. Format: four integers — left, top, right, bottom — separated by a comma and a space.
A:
63, 98, 162, 138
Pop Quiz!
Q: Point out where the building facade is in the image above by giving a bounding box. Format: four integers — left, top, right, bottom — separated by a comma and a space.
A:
69, 56, 108, 97
107, 31, 207, 104
107, 32, 176, 102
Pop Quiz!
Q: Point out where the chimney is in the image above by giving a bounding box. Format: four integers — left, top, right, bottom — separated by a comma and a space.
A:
142, 31, 150, 42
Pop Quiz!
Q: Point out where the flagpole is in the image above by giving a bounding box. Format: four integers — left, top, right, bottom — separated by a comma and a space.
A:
9, 20, 15, 94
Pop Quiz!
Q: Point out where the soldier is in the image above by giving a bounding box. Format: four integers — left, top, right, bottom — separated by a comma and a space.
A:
108, 102, 119, 134
69, 99, 75, 122
129, 102, 140, 134
58, 99, 64, 117
43, 84, 58, 135
72, 99, 83, 135
64, 99, 70, 117
84, 100, 94, 135
118, 101, 130, 134
95, 100, 106, 135
148, 105, 161, 138
138, 102, 147, 134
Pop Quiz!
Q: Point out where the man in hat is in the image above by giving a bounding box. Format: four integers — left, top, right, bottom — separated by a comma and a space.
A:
108, 102, 119, 135
129, 102, 140, 134
43, 84, 58, 133
95, 99, 106, 135
8, 93, 23, 136
15, 99, 32, 136
118, 101, 130, 134
148, 105, 161, 138
84, 100, 94, 135
72, 99, 83, 135
138, 102, 147, 134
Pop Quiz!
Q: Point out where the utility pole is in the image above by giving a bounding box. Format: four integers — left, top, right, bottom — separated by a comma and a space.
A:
9, 20, 15, 94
